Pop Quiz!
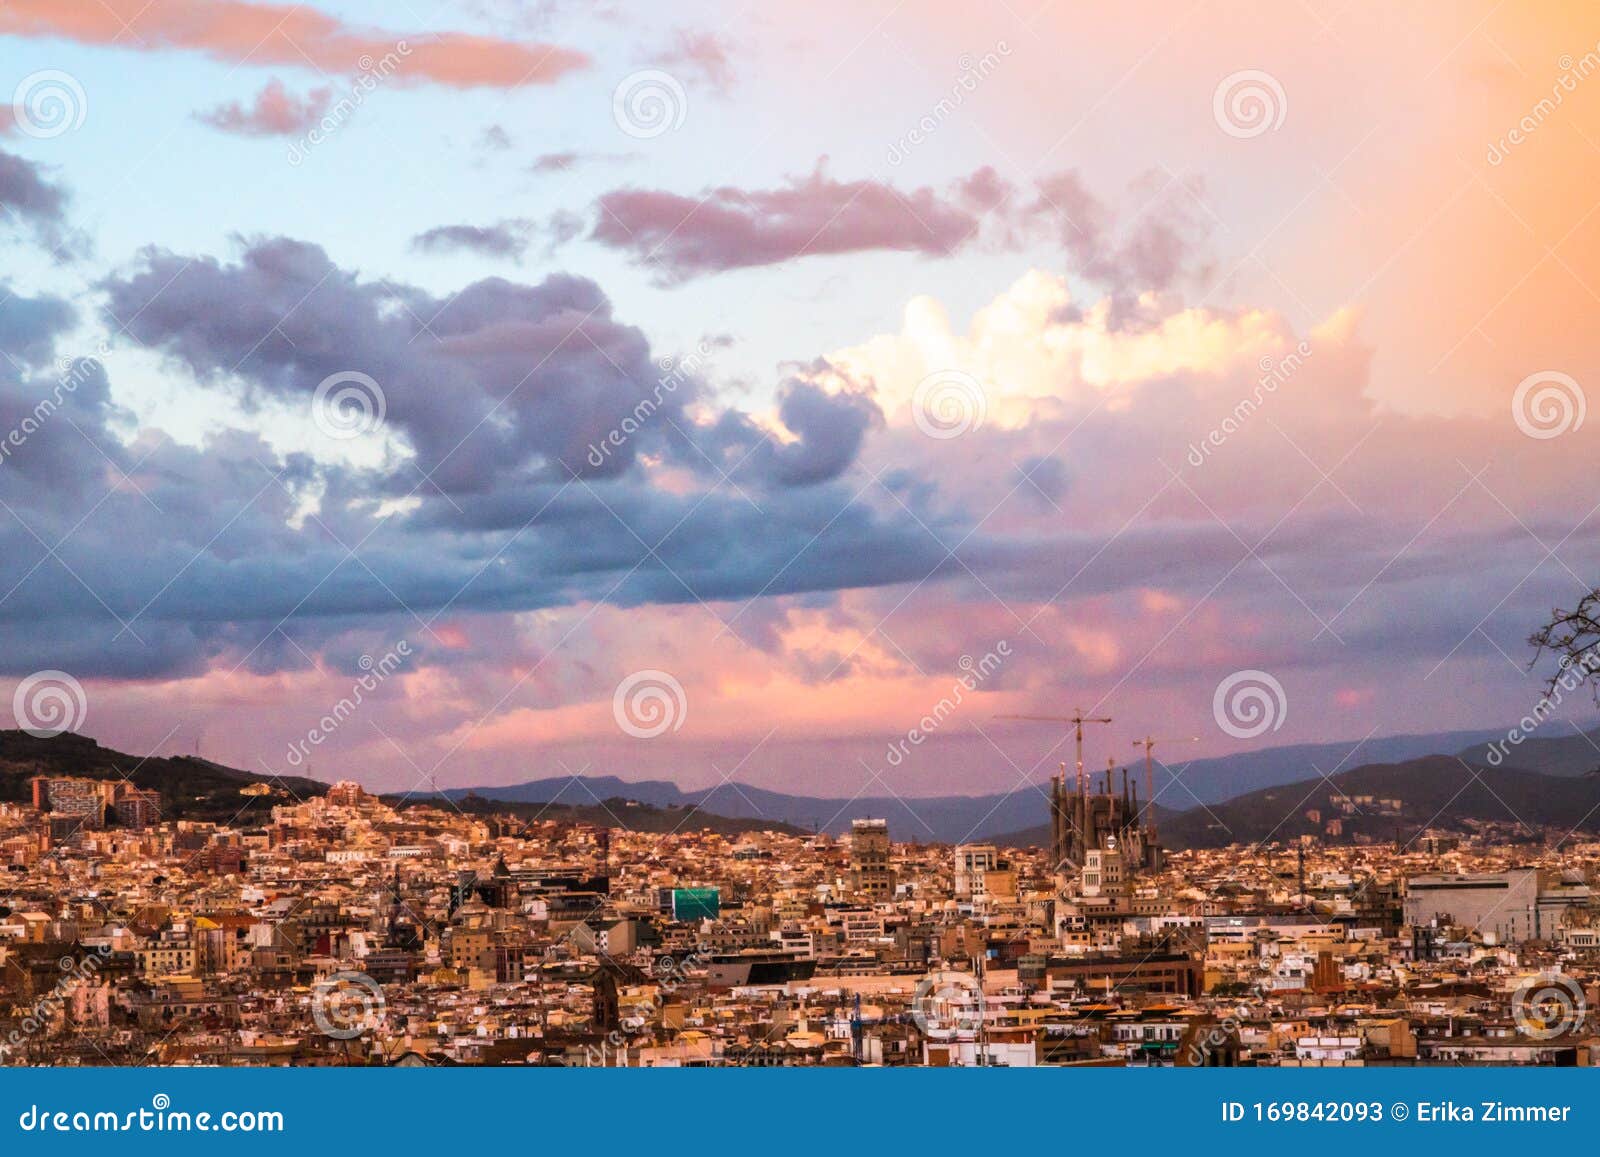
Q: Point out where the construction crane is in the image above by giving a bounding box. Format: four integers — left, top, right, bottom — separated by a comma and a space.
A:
995, 709, 1113, 796
1131, 735, 1198, 839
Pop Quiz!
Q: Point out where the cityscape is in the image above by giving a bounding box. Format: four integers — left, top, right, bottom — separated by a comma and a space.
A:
4, 721, 1600, 1067
2, 0, 1600, 1087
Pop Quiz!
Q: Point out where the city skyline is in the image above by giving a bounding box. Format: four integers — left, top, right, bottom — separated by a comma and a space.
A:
1, 2, 1599, 801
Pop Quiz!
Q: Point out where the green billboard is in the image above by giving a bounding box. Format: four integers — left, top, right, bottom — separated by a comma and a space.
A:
672, 887, 720, 922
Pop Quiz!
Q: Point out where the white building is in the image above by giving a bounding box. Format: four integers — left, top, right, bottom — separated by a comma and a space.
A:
953, 844, 998, 899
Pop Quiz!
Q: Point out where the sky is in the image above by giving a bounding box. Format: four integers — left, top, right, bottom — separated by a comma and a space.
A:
1, 0, 1599, 805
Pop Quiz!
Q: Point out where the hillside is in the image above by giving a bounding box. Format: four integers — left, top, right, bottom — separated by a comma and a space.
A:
397, 792, 809, 837
0, 729, 807, 837
1456, 725, 1600, 777
0, 729, 328, 822
1159, 756, 1600, 849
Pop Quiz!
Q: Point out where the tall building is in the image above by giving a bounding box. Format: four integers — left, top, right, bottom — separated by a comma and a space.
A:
953, 844, 998, 899
848, 818, 894, 899
112, 787, 162, 830
32, 776, 110, 830
1049, 763, 1162, 875
31, 776, 163, 836
326, 780, 369, 808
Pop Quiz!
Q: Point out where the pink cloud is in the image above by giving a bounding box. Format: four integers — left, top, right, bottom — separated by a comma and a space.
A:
587, 164, 1212, 286
0, 0, 587, 89
197, 79, 333, 137
591, 164, 984, 282
648, 30, 735, 91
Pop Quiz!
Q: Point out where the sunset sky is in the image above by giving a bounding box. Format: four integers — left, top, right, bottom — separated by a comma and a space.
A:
1, 1, 1599, 801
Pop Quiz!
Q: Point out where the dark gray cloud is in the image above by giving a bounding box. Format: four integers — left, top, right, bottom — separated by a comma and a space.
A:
0, 238, 939, 677
102, 238, 678, 490
0, 288, 73, 367
411, 219, 536, 261
529, 150, 631, 174
0, 147, 72, 251
766, 379, 883, 487
686, 361, 882, 489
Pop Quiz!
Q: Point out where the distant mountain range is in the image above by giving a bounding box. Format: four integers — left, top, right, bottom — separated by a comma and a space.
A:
0, 731, 804, 837
1457, 725, 1600, 777
428, 723, 1600, 846
11, 719, 1600, 849
425, 726, 1534, 841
